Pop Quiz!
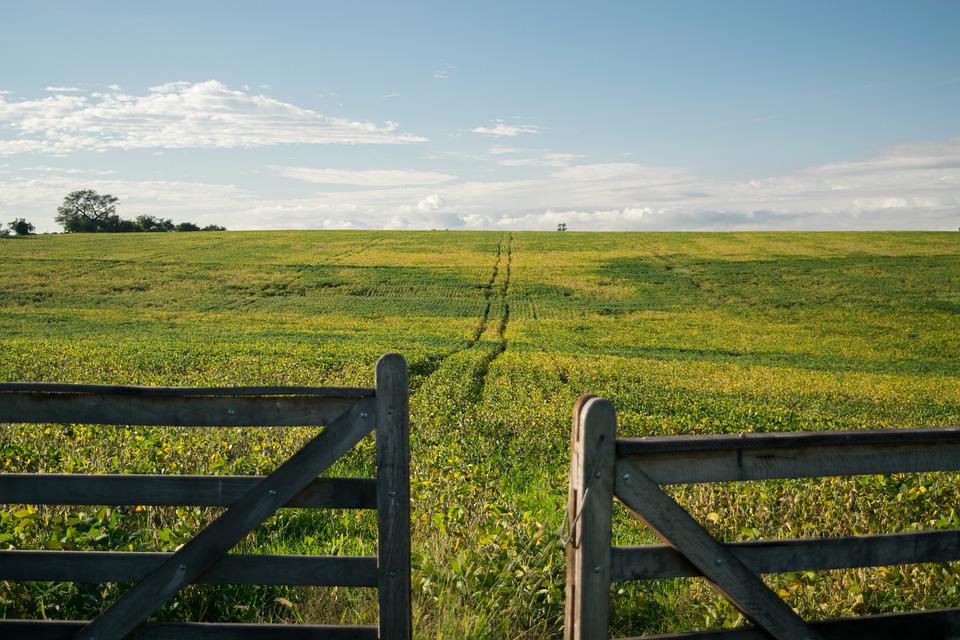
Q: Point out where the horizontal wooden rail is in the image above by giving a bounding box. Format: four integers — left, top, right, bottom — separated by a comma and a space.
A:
0, 392, 366, 426
628, 607, 960, 640
0, 383, 375, 397
0, 550, 378, 586
0, 474, 377, 509
0, 620, 379, 639
617, 428, 960, 484
566, 394, 960, 640
610, 529, 960, 581
617, 428, 960, 455
0, 357, 412, 639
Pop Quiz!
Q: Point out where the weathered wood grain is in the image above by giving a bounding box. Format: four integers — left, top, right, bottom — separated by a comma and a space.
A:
626, 607, 960, 639
616, 459, 822, 640
617, 430, 960, 484
0, 383, 374, 397
72, 396, 377, 640
610, 529, 960, 581
565, 397, 617, 640
0, 550, 378, 586
0, 620, 379, 639
375, 353, 411, 640
617, 428, 960, 455
0, 474, 377, 509
564, 393, 597, 639
0, 391, 362, 426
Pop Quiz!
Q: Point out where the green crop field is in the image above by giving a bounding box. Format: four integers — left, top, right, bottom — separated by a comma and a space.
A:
0, 230, 958, 638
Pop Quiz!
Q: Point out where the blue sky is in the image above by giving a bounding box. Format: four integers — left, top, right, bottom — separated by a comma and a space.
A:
1, 0, 959, 231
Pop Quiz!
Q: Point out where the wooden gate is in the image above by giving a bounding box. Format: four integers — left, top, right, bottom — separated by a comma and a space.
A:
0, 353, 411, 640
565, 395, 960, 640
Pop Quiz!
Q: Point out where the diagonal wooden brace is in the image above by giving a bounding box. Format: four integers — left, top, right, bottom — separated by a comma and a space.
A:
616, 458, 825, 640
72, 396, 377, 640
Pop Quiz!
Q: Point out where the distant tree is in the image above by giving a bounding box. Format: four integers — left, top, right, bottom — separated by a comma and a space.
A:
55, 190, 123, 232
557, 222, 567, 231
135, 215, 175, 232
54, 190, 215, 233
7, 218, 35, 236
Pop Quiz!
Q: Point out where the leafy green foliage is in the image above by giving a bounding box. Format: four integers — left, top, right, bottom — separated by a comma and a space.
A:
7, 218, 34, 236
135, 215, 175, 232
56, 190, 125, 232
0, 230, 957, 636
55, 190, 223, 233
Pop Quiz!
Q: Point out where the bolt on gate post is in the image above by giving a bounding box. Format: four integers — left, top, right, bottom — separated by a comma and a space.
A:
565, 395, 616, 640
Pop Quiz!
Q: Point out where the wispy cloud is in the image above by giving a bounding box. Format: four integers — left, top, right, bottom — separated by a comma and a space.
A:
5, 137, 959, 232
433, 63, 455, 80
247, 137, 960, 230
44, 86, 83, 93
498, 152, 583, 167
270, 166, 456, 186
470, 120, 541, 137
20, 166, 116, 176
0, 81, 427, 154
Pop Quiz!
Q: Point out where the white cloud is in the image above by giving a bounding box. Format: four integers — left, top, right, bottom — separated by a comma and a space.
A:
44, 86, 83, 93
470, 120, 541, 137
4, 137, 959, 232
0, 81, 426, 154
488, 146, 521, 155
499, 153, 583, 168
271, 166, 456, 186
417, 194, 446, 212
20, 166, 116, 176
433, 63, 455, 80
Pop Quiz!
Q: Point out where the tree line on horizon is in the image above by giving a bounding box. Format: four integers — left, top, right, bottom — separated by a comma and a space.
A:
2, 189, 226, 236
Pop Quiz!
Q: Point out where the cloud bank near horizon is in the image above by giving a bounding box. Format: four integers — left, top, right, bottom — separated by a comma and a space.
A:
0, 82, 957, 232
3, 135, 957, 232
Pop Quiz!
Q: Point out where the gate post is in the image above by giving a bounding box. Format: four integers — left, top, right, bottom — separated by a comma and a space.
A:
565, 395, 616, 640
376, 353, 412, 640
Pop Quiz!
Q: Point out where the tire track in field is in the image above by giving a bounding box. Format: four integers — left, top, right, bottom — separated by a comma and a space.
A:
408, 234, 505, 391
328, 235, 386, 264
464, 232, 512, 403
466, 236, 503, 346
